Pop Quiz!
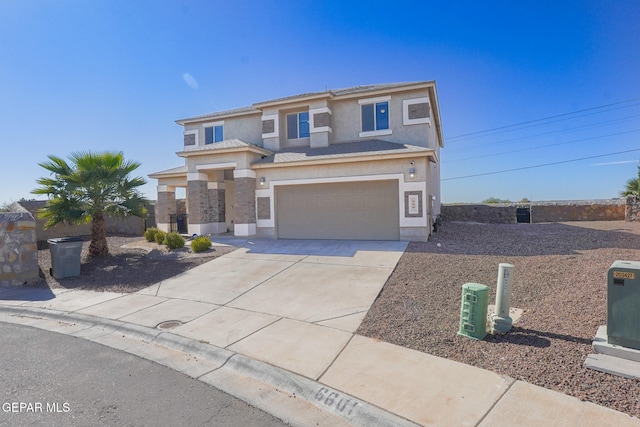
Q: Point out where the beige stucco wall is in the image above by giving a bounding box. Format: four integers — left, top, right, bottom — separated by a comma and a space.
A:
330, 88, 431, 147
183, 113, 263, 147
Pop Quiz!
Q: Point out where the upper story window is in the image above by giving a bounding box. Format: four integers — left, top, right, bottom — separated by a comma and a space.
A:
286, 111, 310, 139
361, 101, 389, 132
204, 123, 224, 144
358, 96, 392, 137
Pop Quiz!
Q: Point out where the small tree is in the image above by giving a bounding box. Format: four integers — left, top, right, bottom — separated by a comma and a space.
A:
32, 151, 147, 256
621, 164, 640, 198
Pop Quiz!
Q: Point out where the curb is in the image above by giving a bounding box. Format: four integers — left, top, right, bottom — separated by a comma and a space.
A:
0, 305, 419, 427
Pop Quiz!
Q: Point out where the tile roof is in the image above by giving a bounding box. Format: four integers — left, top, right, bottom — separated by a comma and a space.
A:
176, 105, 259, 123
178, 138, 268, 154
253, 140, 433, 165
178, 81, 433, 123
148, 165, 187, 177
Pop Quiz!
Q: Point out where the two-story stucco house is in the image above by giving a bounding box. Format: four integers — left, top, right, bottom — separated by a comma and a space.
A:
149, 81, 444, 241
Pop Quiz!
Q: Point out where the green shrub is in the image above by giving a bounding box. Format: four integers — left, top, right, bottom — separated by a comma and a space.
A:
154, 230, 167, 244
164, 232, 185, 249
144, 227, 159, 242
190, 236, 212, 253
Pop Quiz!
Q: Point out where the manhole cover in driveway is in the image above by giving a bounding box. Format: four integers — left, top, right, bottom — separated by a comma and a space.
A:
156, 320, 182, 330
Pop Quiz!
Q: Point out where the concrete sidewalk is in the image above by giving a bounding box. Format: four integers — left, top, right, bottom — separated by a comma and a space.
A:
1, 239, 639, 426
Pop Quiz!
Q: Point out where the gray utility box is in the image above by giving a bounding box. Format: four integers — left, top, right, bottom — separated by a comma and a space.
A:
48, 237, 83, 279
607, 260, 640, 350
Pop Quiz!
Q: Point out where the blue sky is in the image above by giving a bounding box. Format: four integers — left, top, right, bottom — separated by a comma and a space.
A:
1, 0, 639, 205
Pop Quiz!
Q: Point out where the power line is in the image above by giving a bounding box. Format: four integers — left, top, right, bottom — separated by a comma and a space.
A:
447, 98, 640, 141
442, 148, 640, 181
445, 113, 640, 154
443, 129, 640, 163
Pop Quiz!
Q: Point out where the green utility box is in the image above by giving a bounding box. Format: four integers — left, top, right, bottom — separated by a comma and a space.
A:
458, 283, 490, 340
607, 260, 640, 350
48, 237, 83, 279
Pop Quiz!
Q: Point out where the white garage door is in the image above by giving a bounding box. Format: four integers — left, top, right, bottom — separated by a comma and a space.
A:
276, 180, 399, 240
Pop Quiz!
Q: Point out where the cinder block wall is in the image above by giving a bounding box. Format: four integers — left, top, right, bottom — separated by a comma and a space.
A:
442, 199, 626, 224
0, 203, 39, 286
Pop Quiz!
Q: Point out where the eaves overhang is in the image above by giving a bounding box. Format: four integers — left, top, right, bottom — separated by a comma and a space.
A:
251, 149, 437, 170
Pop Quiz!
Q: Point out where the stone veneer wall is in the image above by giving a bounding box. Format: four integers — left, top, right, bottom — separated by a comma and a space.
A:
0, 203, 39, 286
442, 199, 626, 224
531, 200, 625, 223
441, 203, 518, 224
626, 195, 640, 221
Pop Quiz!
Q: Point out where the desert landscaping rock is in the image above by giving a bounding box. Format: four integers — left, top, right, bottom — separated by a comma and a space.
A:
358, 220, 640, 418
34, 236, 236, 293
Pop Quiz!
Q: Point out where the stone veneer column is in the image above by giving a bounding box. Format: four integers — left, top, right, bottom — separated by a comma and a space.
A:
186, 172, 209, 235
206, 181, 227, 233
156, 185, 176, 232
233, 169, 257, 236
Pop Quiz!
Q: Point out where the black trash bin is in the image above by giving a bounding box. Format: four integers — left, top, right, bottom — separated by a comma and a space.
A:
47, 237, 83, 279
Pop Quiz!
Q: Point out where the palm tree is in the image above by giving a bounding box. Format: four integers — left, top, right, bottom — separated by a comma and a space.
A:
33, 151, 147, 256
621, 164, 640, 198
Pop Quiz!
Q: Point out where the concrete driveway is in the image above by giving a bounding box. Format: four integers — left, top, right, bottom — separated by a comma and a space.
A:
75, 239, 408, 380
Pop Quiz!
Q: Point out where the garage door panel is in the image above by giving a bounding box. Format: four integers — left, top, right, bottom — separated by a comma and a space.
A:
276, 180, 399, 240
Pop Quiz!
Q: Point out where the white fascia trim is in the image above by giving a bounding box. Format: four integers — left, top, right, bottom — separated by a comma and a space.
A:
359, 129, 392, 138
261, 114, 279, 139
234, 223, 257, 236
207, 182, 225, 190
196, 162, 237, 171
403, 97, 431, 126
187, 172, 208, 181
202, 120, 224, 128
233, 169, 257, 179
358, 95, 391, 105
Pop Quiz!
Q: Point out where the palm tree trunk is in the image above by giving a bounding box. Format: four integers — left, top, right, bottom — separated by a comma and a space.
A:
89, 211, 109, 256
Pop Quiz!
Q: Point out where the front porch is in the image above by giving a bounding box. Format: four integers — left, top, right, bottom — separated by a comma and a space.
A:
148, 140, 271, 238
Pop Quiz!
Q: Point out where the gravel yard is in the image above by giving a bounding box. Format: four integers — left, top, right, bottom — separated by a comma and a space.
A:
357, 220, 640, 417
34, 236, 236, 293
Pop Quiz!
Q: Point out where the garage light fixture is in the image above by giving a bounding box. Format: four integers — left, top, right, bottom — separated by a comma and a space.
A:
259, 177, 266, 186
409, 167, 415, 179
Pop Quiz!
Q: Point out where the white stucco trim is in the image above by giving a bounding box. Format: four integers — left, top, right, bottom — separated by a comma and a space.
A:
309, 106, 333, 134
188, 222, 227, 235
196, 162, 237, 171
234, 223, 257, 236
261, 114, 279, 138
403, 97, 431, 126
254, 173, 428, 229
399, 181, 429, 227
202, 120, 224, 128
157, 185, 174, 192
157, 223, 170, 232
207, 182, 225, 190
184, 129, 199, 146
233, 169, 256, 179
357, 95, 391, 105
359, 129, 393, 138
187, 172, 208, 181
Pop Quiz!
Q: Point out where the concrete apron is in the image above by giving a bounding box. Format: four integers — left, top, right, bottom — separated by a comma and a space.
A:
2, 239, 640, 426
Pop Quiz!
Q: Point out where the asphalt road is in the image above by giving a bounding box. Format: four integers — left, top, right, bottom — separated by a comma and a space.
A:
0, 322, 289, 427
